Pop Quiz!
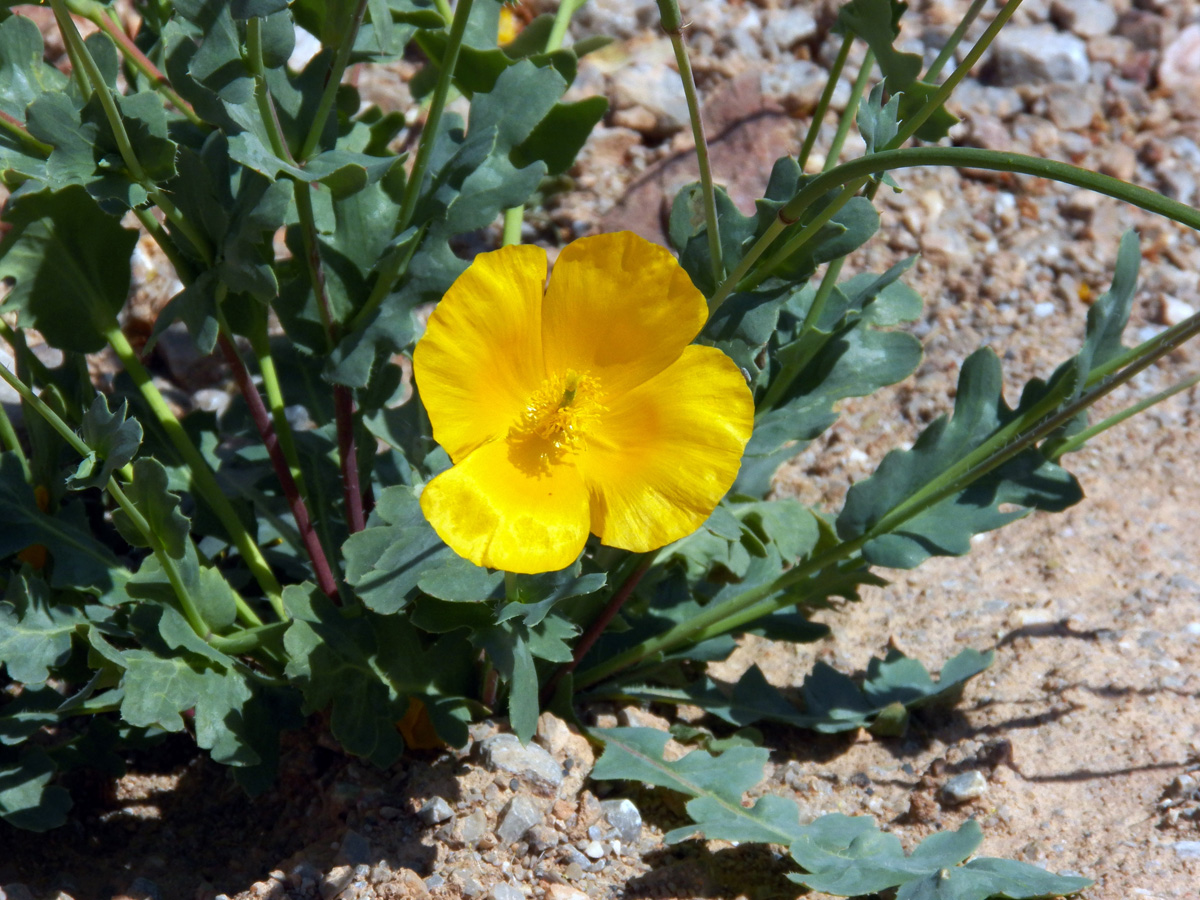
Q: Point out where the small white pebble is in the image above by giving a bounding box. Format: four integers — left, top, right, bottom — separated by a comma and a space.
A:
1161, 296, 1197, 326
1033, 301, 1056, 318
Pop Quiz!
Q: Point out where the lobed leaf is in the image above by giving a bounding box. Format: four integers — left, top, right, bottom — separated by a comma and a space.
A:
66, 395, 142, 491
0, 186, 137, 353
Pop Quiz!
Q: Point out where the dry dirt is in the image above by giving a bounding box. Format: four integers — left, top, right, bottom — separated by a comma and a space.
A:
4, 1, 1200, 899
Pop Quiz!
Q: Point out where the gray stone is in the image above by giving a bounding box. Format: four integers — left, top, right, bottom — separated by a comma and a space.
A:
941, 770, 989, 805
497, 793, 544, 844
319, 866, 355, 900
479, 733, 564, 791
761, 61, 849, 114
1172, 841, 1200, 859
418, 796, 454, 825
456, 808, 488, 845
489, 885, 524, 900
1050, 0, 1117, 37
570, 0, 658, 41
0, 887, 36, 900
610, 62, 690, 137
527, 823, 561, 852
334, 829, 371, 866
988, 26, 1091, 84
601, 798, 643, 845
1040, 82, 1102, 131
764, 6, 817, 53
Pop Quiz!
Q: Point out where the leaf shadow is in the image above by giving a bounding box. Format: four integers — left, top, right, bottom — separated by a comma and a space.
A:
622, 839, 800, 900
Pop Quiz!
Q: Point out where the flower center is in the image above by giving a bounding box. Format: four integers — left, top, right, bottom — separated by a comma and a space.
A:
513, 369, 604, 454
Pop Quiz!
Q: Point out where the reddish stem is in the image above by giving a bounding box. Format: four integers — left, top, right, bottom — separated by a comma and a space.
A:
218, 334, 340, 600
335, 385, 366, 534
542, 555, 655, 702
94, 13, 197, 119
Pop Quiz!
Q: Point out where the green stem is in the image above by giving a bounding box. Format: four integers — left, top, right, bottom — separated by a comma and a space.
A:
0, 319, 53, 388
780, 147, 1200, 231
890, 0, 1023, 148
102, 324, 285, 617
798, 32, 852, 171
926, 0, 989, 82
346, 223, 426, 335
739, 177, 868, 295
0, 391, 30, 478
433, 0, 452, 25
74, 2, 203, 126
52, 0, 214, 262
755, 257, 846, 413
245, 17, 292, 162
209, 621, 291, 656
398, 0, 477, 230
825, 49, 874, 168
0, 110, 53, 156
660, 0, 723, 282
298, 0, 370, 160
499, 0, 580, 239
51, 0, 146, 182
1048, 370, 1200, 461
111, 479, 212, 636
546, 0, 581, 52
708, 145, 1200, 315
502, 205, 524, 246
247, 315, 308, 497
133, 207, 197, 284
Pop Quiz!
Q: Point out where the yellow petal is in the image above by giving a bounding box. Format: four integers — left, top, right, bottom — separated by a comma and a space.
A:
542, 232, 708, 397
576, 345, 753, 552
413, 245, 547, 462
420, 437, 591, 574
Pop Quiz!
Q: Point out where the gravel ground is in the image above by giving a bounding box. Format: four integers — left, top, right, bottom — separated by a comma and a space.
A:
4, 1, 1200, 898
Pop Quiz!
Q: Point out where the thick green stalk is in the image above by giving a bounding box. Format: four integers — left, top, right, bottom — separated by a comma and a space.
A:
51, 0, 145, 182
798, 32, 853, 171
245, 17, 293, 162
347, 223, 426, 335
502, 206, 524, 246
708, 145, 1200, 315
298, 0, 370, 160
398, 0, 477, 230
67, 0, 203, 126
102, 324, 285, 617
546, 0, 582, 52
500, 0, 581, 240
755, 257, 846, 414
926, 0, 990, 82
108, 479, 212, 637
825, 49, 874, 168
0, 392, 30, 478
890, 0, 1023, 148
1048, 371, 1200, 461
52, 1, 213, 262
659, 0, 723, 281
778, 147, 1200, 231
0, 110, 53, 156
736, 177, 868, 296
247, 315, 307, 497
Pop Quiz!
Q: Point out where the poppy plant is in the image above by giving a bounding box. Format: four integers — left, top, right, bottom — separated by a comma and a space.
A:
413, 231, 754, 574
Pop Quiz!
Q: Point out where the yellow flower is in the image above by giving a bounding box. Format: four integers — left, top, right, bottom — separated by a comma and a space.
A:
413, 231, 754, 574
